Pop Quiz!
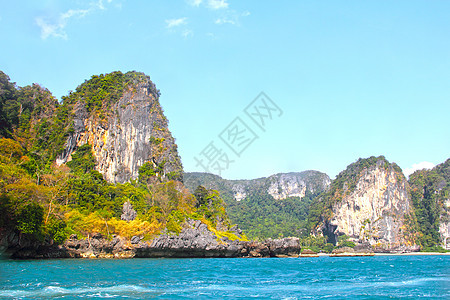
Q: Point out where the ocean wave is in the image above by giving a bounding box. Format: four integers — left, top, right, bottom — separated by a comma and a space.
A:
381, 276, 450, 287
0, 284, 160, 298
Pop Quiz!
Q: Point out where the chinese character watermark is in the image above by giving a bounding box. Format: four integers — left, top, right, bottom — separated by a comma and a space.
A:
194, 142, 234, 174
219, 117, 258, 157
193, 92, 282, 176
245, 92, 283, 131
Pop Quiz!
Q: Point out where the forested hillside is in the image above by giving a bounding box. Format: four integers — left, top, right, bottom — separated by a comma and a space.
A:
408, 159, 450, 251
184, 171, 330, 239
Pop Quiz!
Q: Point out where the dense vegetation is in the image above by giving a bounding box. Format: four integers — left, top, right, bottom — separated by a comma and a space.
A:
63, 71, 158, 113
184, 172, 329, 240
0, 71, 240, 249
184, 172, 365, 252
408, 159, 450, 251
226, 191, 316, 239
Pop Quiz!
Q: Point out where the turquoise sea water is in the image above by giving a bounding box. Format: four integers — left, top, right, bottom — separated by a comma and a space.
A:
0, 255, 449, 299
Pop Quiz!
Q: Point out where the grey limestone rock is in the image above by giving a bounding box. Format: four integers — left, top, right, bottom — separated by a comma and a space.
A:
266, 237, 301, 257
131, 236, 141, 244
319, 157, 418, 252
121, 201, 137, 221
184, 171, 331, 202
56, 75, 183, 184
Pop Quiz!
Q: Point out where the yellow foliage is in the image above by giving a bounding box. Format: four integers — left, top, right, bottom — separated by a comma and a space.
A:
108, 218, 162, 240
199, 217, 247, 242
65, 209, 162, 240
3, 177, 47, 204
147, 180, 196, 217
65, 210, 106, 236
0, 138, 23, 161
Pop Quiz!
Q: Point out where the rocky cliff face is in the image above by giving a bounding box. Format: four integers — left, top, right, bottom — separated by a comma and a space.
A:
267, 173, 331, 200
56, 72, 182, 183
315, 156, 417, 252
184, 171, 331, 202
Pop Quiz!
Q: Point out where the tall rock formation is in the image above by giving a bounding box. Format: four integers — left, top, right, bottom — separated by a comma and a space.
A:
409, 158, 450, 250
56, 71, 183, 183
310, 156, 418, 252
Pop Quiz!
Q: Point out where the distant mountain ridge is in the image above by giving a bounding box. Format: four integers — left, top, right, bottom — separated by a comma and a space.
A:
184, 170, 331, 203
184, 171, 331, 239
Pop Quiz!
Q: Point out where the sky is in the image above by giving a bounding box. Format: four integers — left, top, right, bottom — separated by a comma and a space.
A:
1, 0, 449, 180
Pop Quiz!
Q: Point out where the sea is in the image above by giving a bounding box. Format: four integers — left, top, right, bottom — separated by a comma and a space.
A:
0, 255, 449, 299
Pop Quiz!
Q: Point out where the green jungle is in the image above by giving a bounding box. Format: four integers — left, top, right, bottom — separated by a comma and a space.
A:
1, 70, 449, 253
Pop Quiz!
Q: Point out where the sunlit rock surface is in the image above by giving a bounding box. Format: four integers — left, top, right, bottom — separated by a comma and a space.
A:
57, 79, 182, 183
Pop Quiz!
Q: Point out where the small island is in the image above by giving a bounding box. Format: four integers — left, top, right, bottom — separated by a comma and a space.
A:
0, 70, 449, 259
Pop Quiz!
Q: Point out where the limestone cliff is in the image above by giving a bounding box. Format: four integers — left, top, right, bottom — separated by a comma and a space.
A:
267, 173, 331, 200
56, 71, 183, 183
312, 156, 417, 252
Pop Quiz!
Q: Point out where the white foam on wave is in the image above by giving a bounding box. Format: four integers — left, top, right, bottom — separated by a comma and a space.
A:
386, 277, 449, 287
0, 284, 159, 298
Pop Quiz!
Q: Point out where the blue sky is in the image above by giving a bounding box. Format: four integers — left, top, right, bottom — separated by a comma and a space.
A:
1, 0, 449, 180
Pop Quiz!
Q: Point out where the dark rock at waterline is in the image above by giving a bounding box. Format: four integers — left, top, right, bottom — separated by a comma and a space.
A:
0, 230, 69, 259
372, 244, 420, 254
331, 247, 355, 254
0, 220, 419, 259
266, 238, 301, 257
134, 219, 246, 258
242, 241, 270, 257
0, 219, 302, 259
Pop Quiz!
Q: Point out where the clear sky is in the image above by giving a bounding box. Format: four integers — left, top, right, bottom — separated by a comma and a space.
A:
1, 1, 449, 180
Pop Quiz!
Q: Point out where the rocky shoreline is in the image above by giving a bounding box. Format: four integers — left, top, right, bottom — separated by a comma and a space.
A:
1, 220, 303, 259
2, 219, 430, 259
